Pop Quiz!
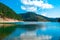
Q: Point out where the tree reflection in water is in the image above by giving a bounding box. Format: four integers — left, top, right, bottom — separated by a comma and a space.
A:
0, 23, 43, 40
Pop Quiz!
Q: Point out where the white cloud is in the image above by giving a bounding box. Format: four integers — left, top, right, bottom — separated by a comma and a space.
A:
21, 0, 33, 5
21, 6, 26, 10
41, 13, 47, 16
21, 0, 54, 15
21, 0, 54, 9
42, 3, 54, 9
21, 6, 37, 12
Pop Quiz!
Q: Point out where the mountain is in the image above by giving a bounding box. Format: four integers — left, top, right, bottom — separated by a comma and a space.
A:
18, 12, 60, 22
18, 12, 50, 21
54, 18, 60, 22
0, 3, 22, 21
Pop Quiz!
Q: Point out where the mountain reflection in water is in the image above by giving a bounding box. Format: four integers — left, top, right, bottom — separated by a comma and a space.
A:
0, 22, 60, 40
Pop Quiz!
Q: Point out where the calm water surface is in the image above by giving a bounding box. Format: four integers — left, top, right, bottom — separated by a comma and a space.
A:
3, 22, 60, 40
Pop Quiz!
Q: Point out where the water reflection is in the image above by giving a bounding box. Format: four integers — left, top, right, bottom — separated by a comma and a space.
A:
20, 31, 52, 40
0, 23, 16, 40
0, 22, 60, 40
0, 23, 43, 40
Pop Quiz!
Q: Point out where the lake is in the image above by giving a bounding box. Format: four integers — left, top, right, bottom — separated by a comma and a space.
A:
0, 22, 60, 40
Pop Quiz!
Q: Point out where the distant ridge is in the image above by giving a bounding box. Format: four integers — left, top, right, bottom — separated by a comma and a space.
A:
18, 12, 49, 21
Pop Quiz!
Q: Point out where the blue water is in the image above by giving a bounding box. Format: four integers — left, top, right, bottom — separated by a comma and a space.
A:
4, 22, 60, 40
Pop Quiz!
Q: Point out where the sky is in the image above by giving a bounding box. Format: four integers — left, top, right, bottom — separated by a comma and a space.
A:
0, 0, 60, 18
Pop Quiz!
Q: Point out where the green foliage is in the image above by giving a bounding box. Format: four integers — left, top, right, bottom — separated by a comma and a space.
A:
0, 3, 21, 20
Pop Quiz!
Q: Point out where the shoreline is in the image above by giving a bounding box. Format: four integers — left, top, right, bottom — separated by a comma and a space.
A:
0, 21, 24, 24
0, 17, 24, 23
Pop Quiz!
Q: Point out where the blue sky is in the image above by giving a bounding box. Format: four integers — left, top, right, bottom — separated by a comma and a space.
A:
0, 0, 60, 18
